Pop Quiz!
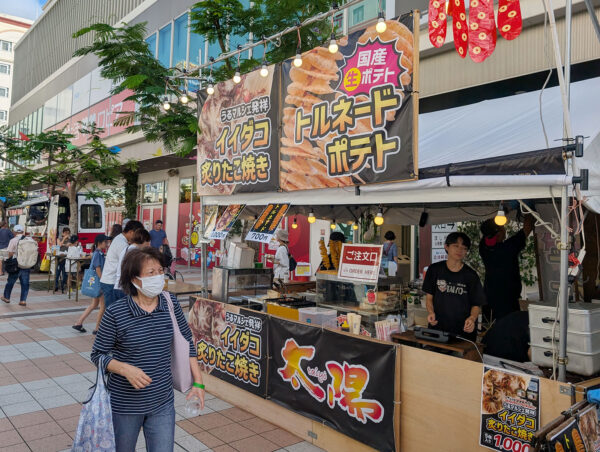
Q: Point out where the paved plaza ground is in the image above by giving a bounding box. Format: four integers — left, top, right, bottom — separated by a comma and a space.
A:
0, 267, 324, 452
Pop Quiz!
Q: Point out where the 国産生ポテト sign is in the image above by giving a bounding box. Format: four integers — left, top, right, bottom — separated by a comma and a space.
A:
196, 12, 419, 196
337, 244, 383, 284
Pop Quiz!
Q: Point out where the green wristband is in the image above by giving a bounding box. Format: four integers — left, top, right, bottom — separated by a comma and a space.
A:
193, 382, 205, 389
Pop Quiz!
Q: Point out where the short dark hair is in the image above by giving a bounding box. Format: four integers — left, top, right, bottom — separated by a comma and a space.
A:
123, 220, 144, 233
110, 223, 122, 237
132, 228, 151, 245
120, 247, 164, 296
155, 220, 163, 224
445, 232, 471, 249
480, 219, 501, 238
62, 227, 71, 233
69, 234, 79, 244
384, 231, 396, 241
330, 231, 345, 243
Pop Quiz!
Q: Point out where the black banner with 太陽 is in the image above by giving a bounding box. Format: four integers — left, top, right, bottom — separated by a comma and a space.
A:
268, 316, 397, 451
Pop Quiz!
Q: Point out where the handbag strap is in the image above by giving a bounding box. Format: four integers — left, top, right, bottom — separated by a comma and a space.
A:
163, 291, 180, 335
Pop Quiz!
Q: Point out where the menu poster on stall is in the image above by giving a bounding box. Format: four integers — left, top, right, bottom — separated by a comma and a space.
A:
209, 204, 246, 240
197, 65, 280, 196
189, 298, 268, 396
269, 317, 396, 451
202, 205, 220, 239
431, 223, 457, 263
279, 12, 418, 192
547, 417, 588, 452
245, 203, 290, 243
480, 366, 540, 452
577, 405, 600, 452
337, 244, 383, 283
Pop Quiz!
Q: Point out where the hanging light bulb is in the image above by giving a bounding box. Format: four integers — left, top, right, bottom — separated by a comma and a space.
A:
494, 203, 508, 226
233, 71, 241, 84
291, 217, 298, 229
376, 12, 387, 33
328, 33, 338, 54
206, 83, 214, 95
162, 97, 171, 110
330, 220, 336, 230
293, 53, 303, 67
307, 210, 316, 224
374, 207, 384, 226
179, 91, 189, 104
352, 222, 359, 231
260, 63, 269, 77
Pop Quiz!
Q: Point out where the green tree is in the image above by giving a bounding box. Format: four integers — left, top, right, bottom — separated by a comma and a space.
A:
0, 124, 124, 233
0, 172, 32, 221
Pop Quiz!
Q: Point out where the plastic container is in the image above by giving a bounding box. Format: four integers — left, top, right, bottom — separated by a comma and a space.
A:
530, 326, 600, 353
185, 395, 202, 417
298, 307, 337, 326
528, 302, 600, 333
530, 344, 600, 376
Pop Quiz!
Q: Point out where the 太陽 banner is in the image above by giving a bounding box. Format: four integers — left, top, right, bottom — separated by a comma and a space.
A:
197, 11, 419, 196
280, 12, 418, 191
268, 317, 397, 451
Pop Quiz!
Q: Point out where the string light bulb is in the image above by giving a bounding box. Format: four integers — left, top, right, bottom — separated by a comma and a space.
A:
494, 204, 508, 226
376, 12, 387, 33
179, 91, 189, 104
328, 33, 338, 54
233, 71, 241, 84
206, 83, 214, 95
374, 207, 384, 226
162, 97, 171, 110
307, 210, 316, 224
260, 63, 269, 77
352, 222, 359, 231
293, 53, 303, 67
330, 220, 336, 230
291, 217, 298, 229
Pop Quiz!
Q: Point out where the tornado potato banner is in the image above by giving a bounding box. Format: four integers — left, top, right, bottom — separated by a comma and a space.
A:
197, 12, 418, 196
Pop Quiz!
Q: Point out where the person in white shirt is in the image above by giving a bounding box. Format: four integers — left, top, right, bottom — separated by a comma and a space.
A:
268, 229, 290, 285
65, 235, 82, 274
1, 225, 33, 306
100, 220, 144, 307
114, 229, 151, 291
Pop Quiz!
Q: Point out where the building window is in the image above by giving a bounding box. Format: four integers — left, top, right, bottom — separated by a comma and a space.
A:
142, 182, 166, 203
0, 40, 12, 52
80, 204, 103, 229
352, 6, 364, 25
173, 13, 188, 69
158, 23, 172, 68
146, 33, 157, 58
0, 110, 6, 121
0, 63, 9, 75
0, 87, 8, 97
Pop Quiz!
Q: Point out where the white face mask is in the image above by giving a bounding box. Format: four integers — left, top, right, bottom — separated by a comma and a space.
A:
133, 274, 164, 298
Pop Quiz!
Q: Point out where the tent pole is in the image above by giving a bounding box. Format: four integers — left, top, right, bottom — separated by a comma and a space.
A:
200, 196, 208, 297
410, 225, 417, 280
558, 185, 569, 382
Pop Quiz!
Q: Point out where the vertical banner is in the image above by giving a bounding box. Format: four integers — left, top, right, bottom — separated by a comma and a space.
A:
197, 65, 280, 196
480, 366, 540, 452
189, 298, 268, 396
269, 317, 396, 451
279, 13, 418, 191
209, 204, 246, 240
245, 203, 290, 243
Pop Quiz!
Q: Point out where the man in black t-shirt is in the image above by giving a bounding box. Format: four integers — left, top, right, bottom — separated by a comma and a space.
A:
479, 215, 533, 322
423, 232, 485, 341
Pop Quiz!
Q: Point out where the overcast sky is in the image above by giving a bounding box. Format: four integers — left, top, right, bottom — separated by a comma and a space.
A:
0, 0, 45, 21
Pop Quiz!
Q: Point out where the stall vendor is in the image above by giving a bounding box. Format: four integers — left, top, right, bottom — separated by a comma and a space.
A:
423, 232, 485, 341
267, 229, 290, 284
479, 214, 534, 322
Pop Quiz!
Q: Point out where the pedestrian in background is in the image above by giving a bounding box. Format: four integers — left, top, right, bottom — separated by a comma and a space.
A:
109, 223, 122, 240
73, 234, 110, 334
54, 227, 71, 293
99, 220, 144, 309
114, 228, 151, 298
0, 221, 14, 276
1, 225, 35, 306
149, 220, 168, 250
92, 247, 205, 452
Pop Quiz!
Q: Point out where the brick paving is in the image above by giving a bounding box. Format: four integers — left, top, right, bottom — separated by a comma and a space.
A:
0, 268, 324, 452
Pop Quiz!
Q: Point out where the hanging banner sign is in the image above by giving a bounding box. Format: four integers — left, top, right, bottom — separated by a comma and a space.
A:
269, 317, 396, 451
197, 65, 281, 196
197, 12, 419, 196
209, 204, 246, 240
480, 366, 540, 452
279, 12, 418, 191
337, 244, 383, 283
245, 203, 290, 243
189, 298, 268, 396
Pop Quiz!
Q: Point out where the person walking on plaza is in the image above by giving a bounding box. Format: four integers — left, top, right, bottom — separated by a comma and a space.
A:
113, 228, 151, 297
1, 225, 37, 306
100, 220, 144, 309
149, 220, 168, 250
0, 221, 14, 276
479, 214, 534, 322
109, 223, 122, 240
91, 247, 205, 452
72, 234, 110, 334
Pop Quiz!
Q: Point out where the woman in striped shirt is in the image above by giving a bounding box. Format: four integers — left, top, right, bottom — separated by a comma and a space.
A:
91, 247, 205, 452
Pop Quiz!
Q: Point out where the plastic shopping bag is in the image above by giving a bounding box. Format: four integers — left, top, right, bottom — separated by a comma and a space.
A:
71, 357, 115, 451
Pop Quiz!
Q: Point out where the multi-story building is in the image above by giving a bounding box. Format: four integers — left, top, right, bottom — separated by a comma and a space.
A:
0, 14, 31, 128
7, 0, 600, 258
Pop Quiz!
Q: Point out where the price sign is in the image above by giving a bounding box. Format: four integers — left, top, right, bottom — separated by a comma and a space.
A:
245, 203, 290, 244
209, 204, 245, 240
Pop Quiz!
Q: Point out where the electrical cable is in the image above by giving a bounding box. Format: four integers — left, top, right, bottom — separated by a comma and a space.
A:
456, 335, 484, 363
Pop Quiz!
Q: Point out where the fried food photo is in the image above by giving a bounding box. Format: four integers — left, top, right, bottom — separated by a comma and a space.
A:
481, 369, 528, 415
